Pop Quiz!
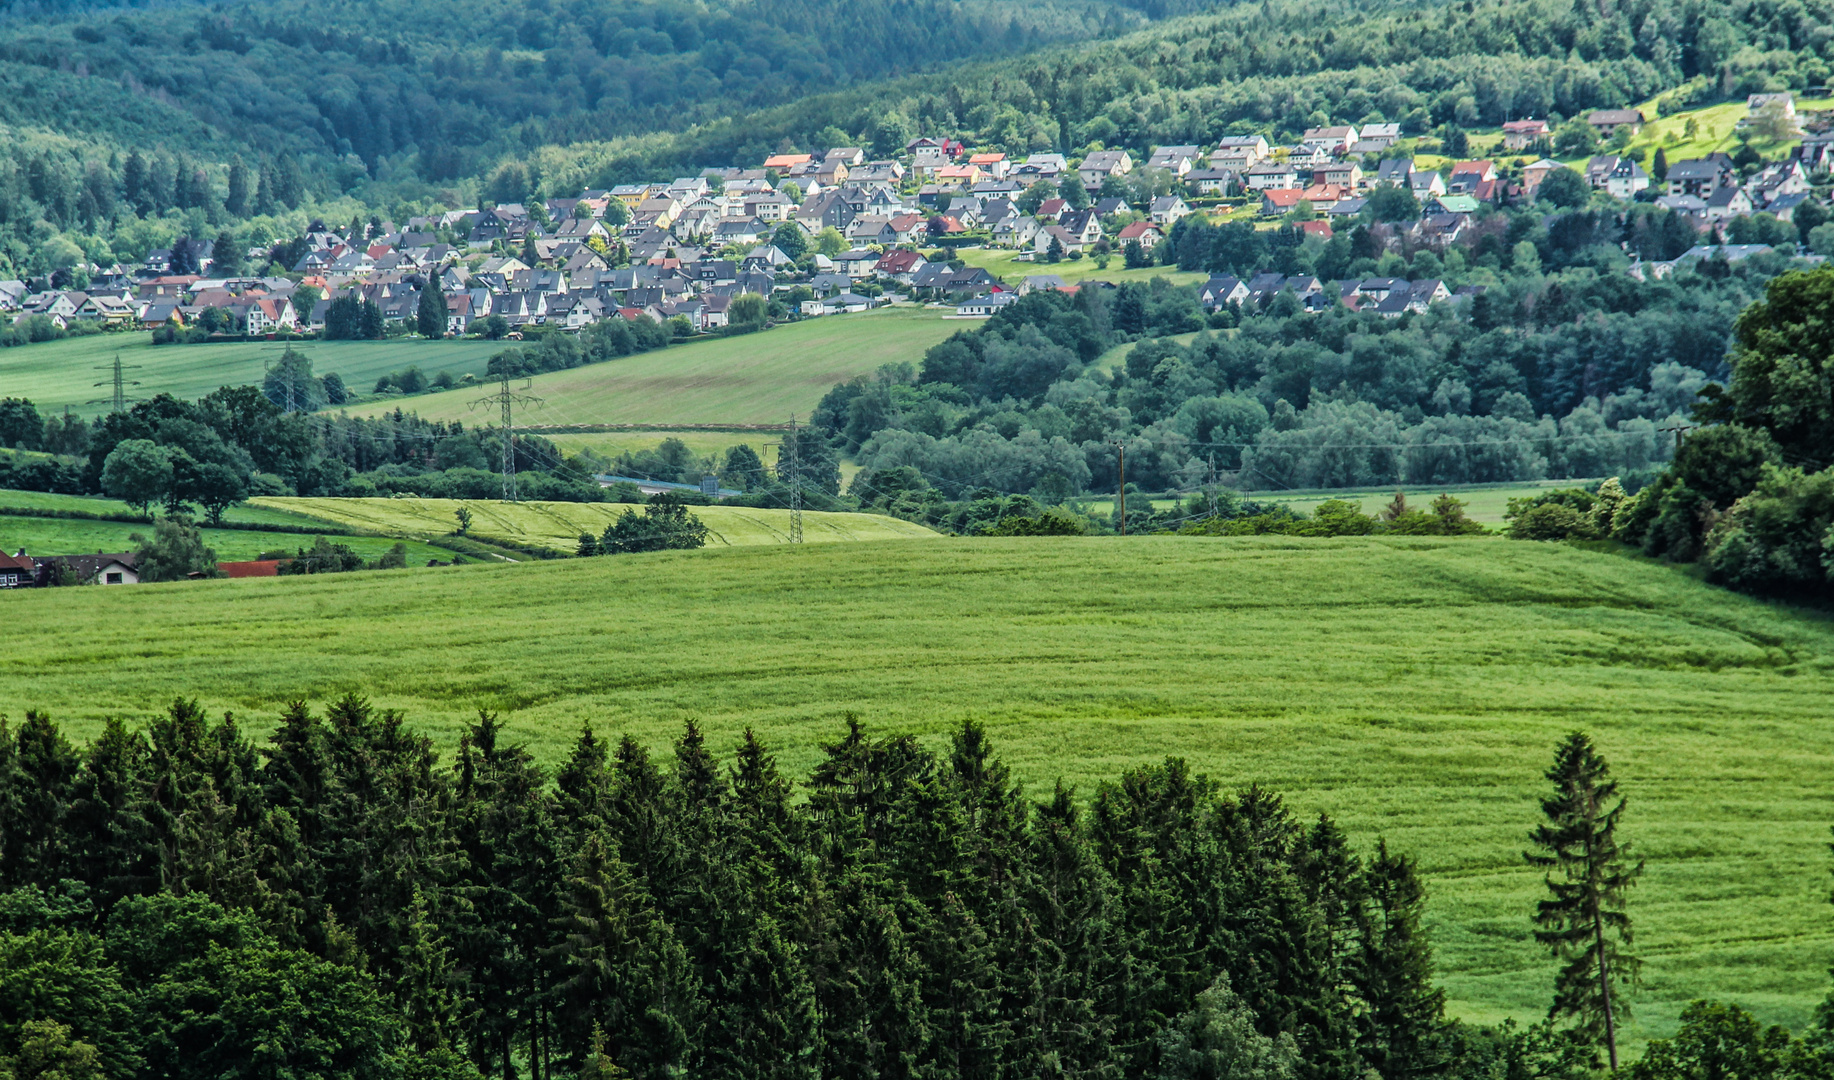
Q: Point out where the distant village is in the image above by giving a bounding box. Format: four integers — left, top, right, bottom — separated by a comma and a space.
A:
1, 93, 1828, 338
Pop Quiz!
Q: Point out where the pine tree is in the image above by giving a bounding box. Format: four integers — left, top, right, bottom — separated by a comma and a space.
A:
65, 716, 154, 903
418, 285, 449, 338
123, 150, 150, 216
1527, 732, 1642, 1069
1353, 840, 1444, 1080
397, 887, 465, 1054
2, 711, 81, 888
225, 157, 251, 216
211, 230, 243, 277
255, 167, 278, 216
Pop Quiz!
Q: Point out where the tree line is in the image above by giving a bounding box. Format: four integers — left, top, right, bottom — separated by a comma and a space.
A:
0, 707, 1829, 1080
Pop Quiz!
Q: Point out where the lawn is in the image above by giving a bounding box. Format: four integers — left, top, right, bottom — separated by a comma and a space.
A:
0, 335, 502, 416
0, 537, 1831, 1046
252, 496, 939, 551
0, 513, 452, 563
348, 308, 958, 427
954, 246, 1207, 287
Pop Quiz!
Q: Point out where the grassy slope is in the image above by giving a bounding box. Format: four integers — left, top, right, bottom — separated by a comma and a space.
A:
955, 247, 1207, 287
0, 515, 452, 563
535, 429, 783, 471
349, 309, 959, 427
252, 496, 940, 551
0, 337, 503, 417
0, 537, 1830, 1042
0, 487, 319, 527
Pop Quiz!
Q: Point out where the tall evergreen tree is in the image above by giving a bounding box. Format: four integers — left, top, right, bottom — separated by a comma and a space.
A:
1353, 841, 1444, 1080
2, 711, 81, 888
210, 230, 243, 277
418, 285, 449, 338
225, 157, 251, 216
1526, 732, 1641, 1070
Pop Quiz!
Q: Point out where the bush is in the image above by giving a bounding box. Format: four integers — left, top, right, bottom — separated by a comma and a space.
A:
1701, 464, 1834, 598
596, 493, 709, 554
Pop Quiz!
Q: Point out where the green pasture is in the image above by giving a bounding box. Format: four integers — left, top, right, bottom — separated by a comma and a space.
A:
1080, 481, 1578, 525
0, 537, 1830, 1045
253, 496, 939, 551
0, 513, 450, 563
350, 309, 959, 427
0, 336, 501, 416
954, 247, 1206, 288
0, 486, 325, 528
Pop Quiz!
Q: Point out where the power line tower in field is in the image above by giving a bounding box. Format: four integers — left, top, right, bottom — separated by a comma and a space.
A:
470, 374, 543, 501
89, 355, 142, 413
768, 417, 804, 544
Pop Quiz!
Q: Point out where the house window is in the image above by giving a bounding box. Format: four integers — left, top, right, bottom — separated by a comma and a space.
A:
105, 572, 123, 584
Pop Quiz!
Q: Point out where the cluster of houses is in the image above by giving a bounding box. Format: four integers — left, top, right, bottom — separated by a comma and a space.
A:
1, 98, 1828, 338
1196, 273, 1479, 318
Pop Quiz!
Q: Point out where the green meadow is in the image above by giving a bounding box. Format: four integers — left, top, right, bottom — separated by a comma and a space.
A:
0, 514, 451, 563
0, 536, 1830, 1045
0, 335, 502, 416
253, 496, 940, 551
954, 246, 1207, 287
350, 308, 960, 427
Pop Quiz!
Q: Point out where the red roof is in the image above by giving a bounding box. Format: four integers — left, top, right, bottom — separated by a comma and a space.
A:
218, 559, 281, 578
0, 550, 34, 572
1297, 220, 1334, 238
1261, 188, 1306, 207
875, 249, 927, 273
1117, 222, 1162, 240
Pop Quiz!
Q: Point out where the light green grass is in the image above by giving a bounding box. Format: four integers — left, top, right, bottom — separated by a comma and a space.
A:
0, 513, 451, 563
0, 336, 502, 417
1249, 481, 1590, 525
1, 538, 1831, 1046
350, 309, 958, 427
1093, 330, 1205, 372
251, 496, 940, 552
954, 246, 1206, 288
531, 429, 781, 471
0, 486, 328, 528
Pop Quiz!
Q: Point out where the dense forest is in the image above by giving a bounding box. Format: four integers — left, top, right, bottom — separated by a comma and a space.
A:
0, 701, 1459, 1080
0, 0, 1830, 275
811, 217, 1803, 500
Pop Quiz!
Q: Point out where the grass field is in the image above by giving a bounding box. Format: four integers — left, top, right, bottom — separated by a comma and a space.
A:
0, 336, 502, 417
252, 496, 939, 551
0, 514, 452, 563
1, 537, 1831, 1045
350, 309, 959, 427
0, 486, 322, 527
1080, 481, 1582, 525
955, 246, 1207, 288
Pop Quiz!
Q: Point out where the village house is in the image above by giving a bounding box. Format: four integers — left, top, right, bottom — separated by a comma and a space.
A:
1501, 119, 1550, 150
1586, 108, 1646, 137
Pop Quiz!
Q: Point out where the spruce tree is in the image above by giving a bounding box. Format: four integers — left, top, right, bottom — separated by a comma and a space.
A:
210, 230, 243, 277
3, 711, 81, 888
1353, 841, 1444, 1080
225, 157, 251, 216
418, 285, 449, 338
1526, 732, 1641, 1069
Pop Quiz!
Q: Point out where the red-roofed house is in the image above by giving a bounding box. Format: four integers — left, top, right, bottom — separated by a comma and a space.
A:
218, 559, 282, 578
1036, 198, 1067, 220
763, 153, 813, 170
1116, 221, 1165, 250
1297, 220, 1334, 239
1260, 188, 1308, 215
0, 549, 34, 588
968, 152, 1009, 179
874, 249, 931, 283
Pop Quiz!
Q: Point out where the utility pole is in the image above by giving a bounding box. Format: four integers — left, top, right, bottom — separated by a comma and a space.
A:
470, 374, 542, 502
1113, 441, 1126, 536
1658, 422, 1697, 457
785, 414, 803, 544
89, 355, 141, 413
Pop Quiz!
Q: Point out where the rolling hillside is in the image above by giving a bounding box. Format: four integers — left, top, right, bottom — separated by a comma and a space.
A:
1, 536, 1831, 1042
351, 308, 958, 427
0, 336, 501, 416
254, 495, 940, 550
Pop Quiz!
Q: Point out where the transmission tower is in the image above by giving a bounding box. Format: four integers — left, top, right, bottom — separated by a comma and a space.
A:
88, 355, 142, 413
470, 374, 543, 501
784, 415, 803, 544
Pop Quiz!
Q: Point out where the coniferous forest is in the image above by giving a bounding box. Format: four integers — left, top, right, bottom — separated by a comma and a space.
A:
0, 698, 1482, 1080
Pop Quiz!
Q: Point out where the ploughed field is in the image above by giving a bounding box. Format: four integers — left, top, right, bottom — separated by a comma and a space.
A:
0, 535, 1830, 1045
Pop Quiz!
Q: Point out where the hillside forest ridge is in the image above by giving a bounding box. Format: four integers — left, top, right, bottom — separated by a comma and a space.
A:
2, 0, 1834, 1078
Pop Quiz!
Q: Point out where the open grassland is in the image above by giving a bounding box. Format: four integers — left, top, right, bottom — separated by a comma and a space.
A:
1252, 481, 1590, 525
0, 336, 501, 416
0, 538, 1828, 1044
351, 309, 958, 427
954, 246, 1207, 287
0, 486, 325, 527
0, 514, 451, 563
253, 496, 939, 551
